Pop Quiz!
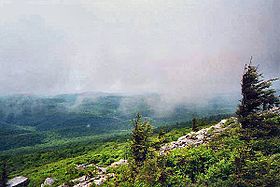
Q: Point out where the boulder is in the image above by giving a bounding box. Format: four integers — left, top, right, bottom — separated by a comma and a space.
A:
76, 164, 87, 170
72, 176, 87, 183
220, 119, 227, 125
41, 177, 55, 187
196, 134, 205, 141
178, 136, 187, 141
110, 159, 128, 168
7, 176, 29, 187
94, 175, 107, 186
96, 166, 107, 174
73, 181, 92, 187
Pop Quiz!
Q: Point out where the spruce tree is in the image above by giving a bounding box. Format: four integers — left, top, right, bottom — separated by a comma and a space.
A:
237, 60, 279, 131
192, 117, 198, 132
130, 113, 152, 166
236, 63, 263, 119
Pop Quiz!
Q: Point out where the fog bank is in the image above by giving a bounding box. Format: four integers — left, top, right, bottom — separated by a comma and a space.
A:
0, 0, 279, 104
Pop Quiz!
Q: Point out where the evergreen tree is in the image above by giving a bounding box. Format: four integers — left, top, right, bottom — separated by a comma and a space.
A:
0, 161, 8, 187
237, 59, 279, 131
130, 113, 152, 166
236, 63, 263, 119
192, 117, 198, 132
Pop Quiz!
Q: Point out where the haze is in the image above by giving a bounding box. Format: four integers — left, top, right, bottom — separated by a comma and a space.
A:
0, 0, 279, 102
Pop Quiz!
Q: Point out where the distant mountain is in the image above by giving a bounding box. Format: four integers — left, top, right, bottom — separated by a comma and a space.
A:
0, 92, 238, 151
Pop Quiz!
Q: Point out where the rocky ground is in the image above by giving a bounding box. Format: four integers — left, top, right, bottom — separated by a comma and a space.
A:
160, 117, 238, 155
7, 176, 29, 187
57, 159, 128, 187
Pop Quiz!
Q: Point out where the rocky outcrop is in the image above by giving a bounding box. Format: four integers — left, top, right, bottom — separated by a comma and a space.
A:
59, 159, 127, 187
7, 176, 29, 187
41, 177, 55, 187
160, 117, 237, 155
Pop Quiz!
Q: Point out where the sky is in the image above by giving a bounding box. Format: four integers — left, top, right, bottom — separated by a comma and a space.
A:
0, 0, 279, 102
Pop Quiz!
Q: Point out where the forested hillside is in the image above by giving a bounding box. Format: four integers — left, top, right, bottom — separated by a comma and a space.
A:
0, 93, 237, 151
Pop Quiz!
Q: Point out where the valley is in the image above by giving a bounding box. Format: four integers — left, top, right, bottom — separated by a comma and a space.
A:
0, 93, 237, 152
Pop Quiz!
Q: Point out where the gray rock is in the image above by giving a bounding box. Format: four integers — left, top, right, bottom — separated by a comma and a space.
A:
160, 118, 240, 154
110, 159, 128, 168
196, 134, 204, 140
41, 177, 55, 187
7, 176, 29, 187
